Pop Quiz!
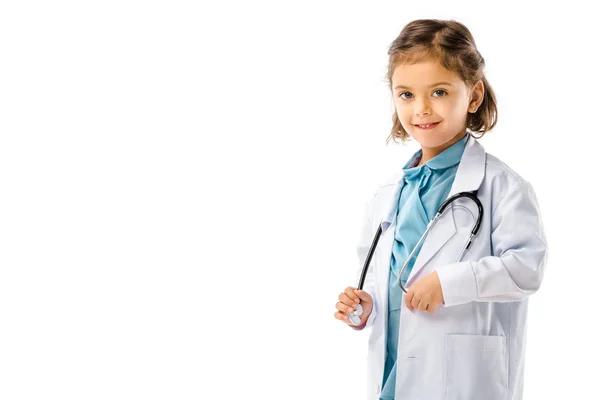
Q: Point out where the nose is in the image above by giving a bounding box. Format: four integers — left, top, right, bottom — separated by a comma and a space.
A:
415, 98, 432, 116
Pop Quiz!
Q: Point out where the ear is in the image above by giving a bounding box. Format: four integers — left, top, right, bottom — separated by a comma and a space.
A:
468, 80, 485, 113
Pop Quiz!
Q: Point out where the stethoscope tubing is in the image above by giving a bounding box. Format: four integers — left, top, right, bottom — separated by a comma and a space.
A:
397, 191, 483, 293
349, 191, 483, 325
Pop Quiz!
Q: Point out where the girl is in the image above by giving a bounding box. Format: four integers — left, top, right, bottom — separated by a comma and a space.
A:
333, 19, 548, 400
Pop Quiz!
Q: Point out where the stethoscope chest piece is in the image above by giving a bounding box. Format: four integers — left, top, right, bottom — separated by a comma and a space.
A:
348, 303, 363, 326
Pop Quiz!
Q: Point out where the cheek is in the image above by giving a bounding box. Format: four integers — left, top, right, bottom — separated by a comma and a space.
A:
448, 101, 469, 118
447, 108, 468, 125
395, 104, 410, 121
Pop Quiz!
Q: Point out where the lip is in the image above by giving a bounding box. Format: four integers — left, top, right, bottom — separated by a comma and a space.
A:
414, 122, 440, 129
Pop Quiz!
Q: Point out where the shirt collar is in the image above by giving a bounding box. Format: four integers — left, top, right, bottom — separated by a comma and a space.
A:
402, 133, 470, 176
379, 134, 487, 232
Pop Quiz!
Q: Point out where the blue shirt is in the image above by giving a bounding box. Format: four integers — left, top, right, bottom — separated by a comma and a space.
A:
380, 133, 469, 400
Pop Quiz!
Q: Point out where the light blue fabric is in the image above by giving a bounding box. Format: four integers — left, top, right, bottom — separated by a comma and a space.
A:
379, 133, 469, 400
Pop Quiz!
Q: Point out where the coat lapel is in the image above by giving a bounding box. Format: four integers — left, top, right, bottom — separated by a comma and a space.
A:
405, 135, 486, 287
374, 135, 487, 291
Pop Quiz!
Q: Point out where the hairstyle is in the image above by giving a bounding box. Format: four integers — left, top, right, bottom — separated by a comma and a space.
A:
385, 19, 498, 145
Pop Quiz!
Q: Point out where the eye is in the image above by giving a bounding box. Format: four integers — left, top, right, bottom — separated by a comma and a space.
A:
398, 89, 448, 99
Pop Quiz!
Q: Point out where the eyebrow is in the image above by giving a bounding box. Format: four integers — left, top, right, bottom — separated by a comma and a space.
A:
394, 81, 454, 90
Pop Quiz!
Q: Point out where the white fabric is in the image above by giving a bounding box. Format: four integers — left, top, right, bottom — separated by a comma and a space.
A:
354, 135, 548, 400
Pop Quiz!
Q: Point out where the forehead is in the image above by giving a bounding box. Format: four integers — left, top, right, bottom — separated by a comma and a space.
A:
392, 59, 463, 89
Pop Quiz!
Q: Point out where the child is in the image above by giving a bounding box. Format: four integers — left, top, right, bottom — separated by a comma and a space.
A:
333, 19, 548, 400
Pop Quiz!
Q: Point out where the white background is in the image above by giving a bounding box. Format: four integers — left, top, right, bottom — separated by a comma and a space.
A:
0, 1, 597, 399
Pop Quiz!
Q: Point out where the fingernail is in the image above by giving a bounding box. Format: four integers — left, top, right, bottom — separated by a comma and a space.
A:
347, 307, 353, 313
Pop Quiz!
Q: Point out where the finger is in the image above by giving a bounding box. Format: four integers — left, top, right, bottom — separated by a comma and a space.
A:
338, 291, 354, 305
411, 294, 421, 311
428, 302, 439, 314
405, 291, 414, 311
336, 301, 356, 314
338, 293, 357, 309
344, 287, 360, 303
417, 298, 428, 312
353, 289, 370, 303
334, 311, 351, 324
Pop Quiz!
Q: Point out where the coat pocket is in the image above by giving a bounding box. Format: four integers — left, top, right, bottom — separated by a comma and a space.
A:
393, 353, 422, 400
444, 334, 508, 400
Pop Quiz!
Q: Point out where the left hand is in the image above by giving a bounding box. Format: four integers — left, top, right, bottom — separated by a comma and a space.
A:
405, 271, 445, 314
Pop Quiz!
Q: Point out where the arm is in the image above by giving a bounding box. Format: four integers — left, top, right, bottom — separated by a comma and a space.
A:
435, 178, 548, 307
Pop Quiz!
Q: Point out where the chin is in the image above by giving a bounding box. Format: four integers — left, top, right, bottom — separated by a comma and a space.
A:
408, 128, 459, 149
417, 141, 448, 150
409, 133, 449, 149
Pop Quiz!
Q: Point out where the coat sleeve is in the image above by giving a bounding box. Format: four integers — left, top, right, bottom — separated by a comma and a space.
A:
349, 191, 380, 330
435, 178, 548, 307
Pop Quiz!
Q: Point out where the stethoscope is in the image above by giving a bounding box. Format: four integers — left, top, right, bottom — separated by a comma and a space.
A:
348, 190, 483, 326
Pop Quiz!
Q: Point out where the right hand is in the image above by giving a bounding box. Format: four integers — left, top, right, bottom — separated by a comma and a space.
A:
334, 286, 373, 326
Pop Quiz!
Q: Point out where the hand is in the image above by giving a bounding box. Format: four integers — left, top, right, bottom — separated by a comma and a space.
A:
334, 287, 373, 326
405, 271, 445, 314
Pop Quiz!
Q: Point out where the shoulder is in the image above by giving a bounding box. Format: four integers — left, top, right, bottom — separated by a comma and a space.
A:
484, 152, 528, 185
359, 170, 402, 220
482, 151, 537, 208
372, 171, 402, 199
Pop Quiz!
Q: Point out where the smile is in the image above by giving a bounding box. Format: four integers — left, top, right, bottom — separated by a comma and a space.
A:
414, 122, 440, 130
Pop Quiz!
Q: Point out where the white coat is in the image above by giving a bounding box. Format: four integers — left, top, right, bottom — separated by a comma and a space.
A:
354, 135, 548, 400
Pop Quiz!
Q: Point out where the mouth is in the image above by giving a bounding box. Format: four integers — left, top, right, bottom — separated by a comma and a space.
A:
413, 122, 440, 130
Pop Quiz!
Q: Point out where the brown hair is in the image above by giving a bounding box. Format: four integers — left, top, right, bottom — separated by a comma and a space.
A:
385, 19, 498, 145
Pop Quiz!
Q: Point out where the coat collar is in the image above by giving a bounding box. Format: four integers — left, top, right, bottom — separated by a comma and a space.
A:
377, 133, 487, 287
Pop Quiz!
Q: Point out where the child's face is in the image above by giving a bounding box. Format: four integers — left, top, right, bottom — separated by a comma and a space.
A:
392, 59, 481, 150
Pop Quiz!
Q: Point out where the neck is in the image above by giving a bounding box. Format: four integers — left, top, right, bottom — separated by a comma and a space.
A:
416, 131, 468, 167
